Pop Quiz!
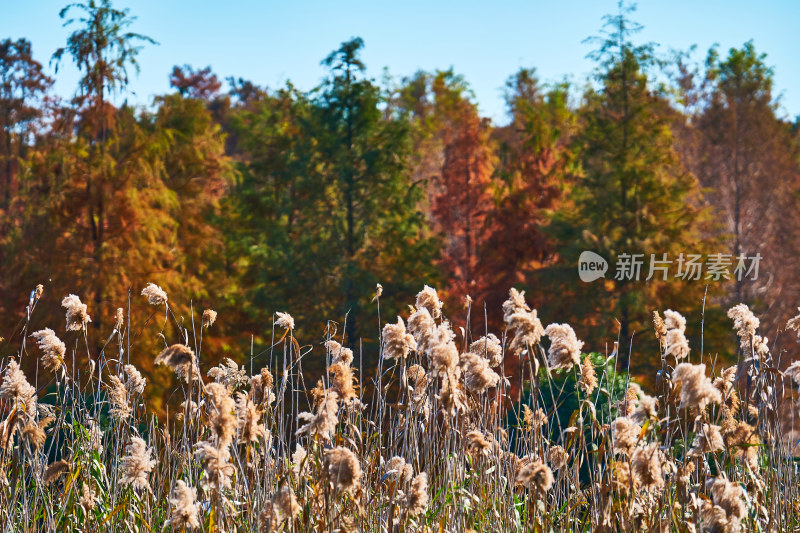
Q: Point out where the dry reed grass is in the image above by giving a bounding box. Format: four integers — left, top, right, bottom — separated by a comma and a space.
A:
0, 284, 798, 532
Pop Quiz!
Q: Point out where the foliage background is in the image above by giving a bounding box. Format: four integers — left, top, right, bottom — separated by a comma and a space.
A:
1, 1, 799, 410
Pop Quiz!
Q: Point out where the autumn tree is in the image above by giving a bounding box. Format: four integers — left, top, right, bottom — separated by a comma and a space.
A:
549, 4, 712, 374
430, 71, 494, 308
675, 42, 800, 338
481, 69, 575, 320
224, 40, 439, 358
168, 64, 233, 134
223, 85, 332, 342
169, 64, 222, 100
316, 38, 440, 344
392, 70, 494, 316
391, 71, 442, 208
0, 38, 51, 211
1, 2, 231, 397
50, 0, 156, 329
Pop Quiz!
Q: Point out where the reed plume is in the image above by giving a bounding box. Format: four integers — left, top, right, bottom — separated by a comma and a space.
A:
61, 294, 91, 331
141, 283, 168, 305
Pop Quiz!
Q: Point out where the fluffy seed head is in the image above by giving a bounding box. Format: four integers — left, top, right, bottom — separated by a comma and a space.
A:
43, 459, 70, 483
202, 309, 217, 328
663, 310, 687, 333
291, 445, 309, 480
250, 367, 276, 406
689, 422, 725, 457
324, 446, 362, 495
325, 340, 354, 366
275, 311, 295, 331
707, 475, 747, 523
727, 303, 759, 352
665, 328, 690, 360
166, 480, 201, 530
611, 460, 635, 491
437, 369, 466, 417
697, 500, 734, 533
407, 364, 427, 392
408, 307, 437, 354
631, 392, 658, 424
753, 334, 770, 359
21, 423, 46, 451
382, 317, 417, 360
0, 360, 36, 415
579, 356, 598, 395
31, 329, 66, 374
107, 375, 131, 421
384, 456, 413, 482
416, 285, 443, 319
405, 472, 429, 516
194, 440, 234, 490
713, 366, 740, 417
653, 311, 668, 345
723, 421, 760, 471
236, 393, 267, 444
62, 294, 91, 331
329, 362, 358, 404
114, 308, 124, 331
611, 417, 641, 456
207, 358, 248, 391
460, 351, 501, 393
466, 430, 495, 456
502, 288, 530, 321
516, 458, 554, 492
205, 382, 238, 448
259, 502, 276, 533
544, 323, 583, 371
124, 364, 146, 396
546, 445, 569, 470
469, 334, 503, 367
787, 308, 800, 341
120, 437, 156, 491
616, 385, 640, 418
631, 442, 670, 491
784, 360, 800, 387
272, 485, 301, 524
80, 482, 97, 511
141, 283, 168, 305
504, 289, 544, 355
428, 322, 459, 376
522, 405, 547, 431
673, 363, 722, 411
155, 344, 198, 383
296, 390, 339, 440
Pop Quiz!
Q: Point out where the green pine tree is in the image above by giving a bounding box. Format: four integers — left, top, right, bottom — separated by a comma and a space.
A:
223, 39, 440, 370
548, 3, 715, 377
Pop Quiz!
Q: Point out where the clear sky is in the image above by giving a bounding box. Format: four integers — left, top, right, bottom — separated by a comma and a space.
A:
2, 0, 798, 124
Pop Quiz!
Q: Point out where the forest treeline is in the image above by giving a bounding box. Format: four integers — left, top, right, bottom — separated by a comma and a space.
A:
1, 1, 799, 402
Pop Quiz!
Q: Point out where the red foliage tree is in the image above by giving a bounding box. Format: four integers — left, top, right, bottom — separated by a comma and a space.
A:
169, 64, 222, 100
479, 69, 574, 324
429, 71, 494, 310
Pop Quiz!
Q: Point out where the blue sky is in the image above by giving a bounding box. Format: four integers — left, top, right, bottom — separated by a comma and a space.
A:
2, 0, 798, 124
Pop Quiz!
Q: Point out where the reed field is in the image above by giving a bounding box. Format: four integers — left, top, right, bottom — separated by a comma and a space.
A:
2, 0, 799, 531
1, 282, 799, 532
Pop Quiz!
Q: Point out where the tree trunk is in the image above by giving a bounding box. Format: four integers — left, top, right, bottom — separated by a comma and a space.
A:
343, 66, 358, 347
